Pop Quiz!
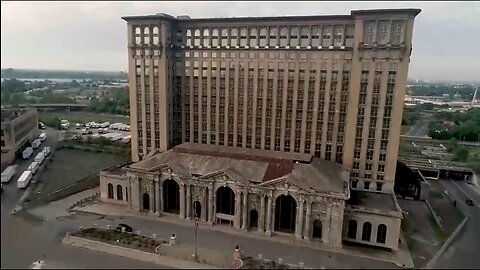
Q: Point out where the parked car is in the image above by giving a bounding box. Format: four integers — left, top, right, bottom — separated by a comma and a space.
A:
466, 198, 474, 206
116, 223, 133, 232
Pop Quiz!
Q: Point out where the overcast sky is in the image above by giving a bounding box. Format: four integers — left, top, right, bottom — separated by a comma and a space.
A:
1, 1, 479, 82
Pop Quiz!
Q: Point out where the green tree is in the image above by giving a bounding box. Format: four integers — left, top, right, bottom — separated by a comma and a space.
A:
453, 147, 470, 162
446, 137, 458, 153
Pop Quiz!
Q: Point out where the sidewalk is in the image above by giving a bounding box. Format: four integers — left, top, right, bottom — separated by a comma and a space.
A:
72, 201, 408, 269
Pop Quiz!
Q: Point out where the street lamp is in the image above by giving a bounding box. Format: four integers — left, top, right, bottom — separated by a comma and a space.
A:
193, 207, 199, 262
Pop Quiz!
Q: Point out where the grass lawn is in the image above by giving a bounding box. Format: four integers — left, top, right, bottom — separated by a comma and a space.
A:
39, 111, 129, 125
401, 125, 411, 135
28, 149, 127, 202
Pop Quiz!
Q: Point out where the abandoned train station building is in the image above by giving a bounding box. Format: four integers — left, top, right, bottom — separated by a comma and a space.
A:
101, 143, 402, 251
99, 8, 421, 253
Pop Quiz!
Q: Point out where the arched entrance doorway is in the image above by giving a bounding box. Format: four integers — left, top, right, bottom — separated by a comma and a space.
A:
274, 195, 297, 234
163, 179, 180, 214
193, 201, 202, 219
142, 193, 150, 211
312, 220, 322, 240
250, 210, 258, 229
216, 186, 235, 215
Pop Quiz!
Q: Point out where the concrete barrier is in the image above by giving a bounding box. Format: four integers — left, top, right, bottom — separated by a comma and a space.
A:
424, 216, 469, 269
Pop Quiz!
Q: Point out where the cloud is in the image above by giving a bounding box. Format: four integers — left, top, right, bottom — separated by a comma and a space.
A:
1, 1, 479, 82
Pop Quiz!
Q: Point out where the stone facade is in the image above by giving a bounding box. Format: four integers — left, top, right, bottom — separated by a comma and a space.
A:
100, 143, 402, 250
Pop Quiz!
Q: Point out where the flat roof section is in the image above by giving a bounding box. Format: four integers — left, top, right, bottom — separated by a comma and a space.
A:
174, 142, 313, 163
348, 190, 398, 212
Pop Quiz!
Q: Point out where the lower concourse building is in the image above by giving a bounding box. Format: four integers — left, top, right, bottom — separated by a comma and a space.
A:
100, 143, 402, 250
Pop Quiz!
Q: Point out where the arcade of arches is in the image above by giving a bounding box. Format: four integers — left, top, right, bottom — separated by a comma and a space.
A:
99, 145, 403, 251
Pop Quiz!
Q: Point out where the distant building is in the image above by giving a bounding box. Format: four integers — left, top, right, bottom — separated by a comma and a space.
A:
1, 108, 40, 170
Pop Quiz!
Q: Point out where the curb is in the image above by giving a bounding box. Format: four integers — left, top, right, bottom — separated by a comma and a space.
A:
423, 216, 469, 269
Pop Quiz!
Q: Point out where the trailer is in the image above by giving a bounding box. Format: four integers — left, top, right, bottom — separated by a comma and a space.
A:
32, 139, 41, 149
121, 135, 131, 143
34, 152, 45, 165
1, 165, 17, 183
43, 146, 51, 157
22, 147, 34, 159
27, 162, 39, 175
17, 170, 33, 189
39, 132, 47, 142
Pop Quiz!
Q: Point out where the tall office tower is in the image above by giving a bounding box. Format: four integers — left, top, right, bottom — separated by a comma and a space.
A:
123, 9, 420, 193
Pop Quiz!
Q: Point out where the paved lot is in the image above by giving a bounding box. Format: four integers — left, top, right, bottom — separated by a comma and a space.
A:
406, 116, 432, 137
397, 198, 439, 268
1, 128, 167, 269
38, 198, 405, 269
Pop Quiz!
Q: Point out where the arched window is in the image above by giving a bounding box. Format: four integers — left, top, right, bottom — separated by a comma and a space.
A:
135, 27, 141, 45
107, 183, 114, 199
144, 27, 150, 44
347, 220, 357, 239
259, 28, 267, 47
230, 28, 238, 47
290, 27, 299, 47
240, 28, 247, 47
362, 222, 372, 241
186, 29, 192, 46
249, 28, 258, 47
376, 224, 387, 244
269, 27, 278, 47
116, 185, 123, 200
203, 29, 210, 46
212, 28, 219, 46
194, 29, 200, 46
279, 27, 288, 47
221, 28, 228, 46
311, 26, 320, 47
300, 27, 309, 47
152, 26, 159, 45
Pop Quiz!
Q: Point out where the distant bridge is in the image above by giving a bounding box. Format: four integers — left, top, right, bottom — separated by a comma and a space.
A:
401, 135, 480, 147
18, 103, 88, 111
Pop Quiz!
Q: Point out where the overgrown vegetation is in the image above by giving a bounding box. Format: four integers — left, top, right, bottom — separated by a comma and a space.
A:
58, 137, 131, 158
87, 87, 129, 115
73, 228, 167, 253
428, 108, 480, 142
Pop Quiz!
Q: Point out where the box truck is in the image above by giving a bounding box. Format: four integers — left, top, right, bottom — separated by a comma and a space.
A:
22, 147, 33, 159
1, 165, 16, 183
32, 139, 41, 149
27, 162, 39, 175
34, 152, 45, 165
17, 170, 33, 189
39, 132, 47, 142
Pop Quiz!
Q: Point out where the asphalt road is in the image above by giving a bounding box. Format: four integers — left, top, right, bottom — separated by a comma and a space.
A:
1, 128, 165, 269
406, 117, 432, 137
433, 179, 480, 269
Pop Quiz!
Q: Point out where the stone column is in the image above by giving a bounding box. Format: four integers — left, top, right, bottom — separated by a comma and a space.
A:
259, 195, 265, 232
266, 195, 273, 235
150, 179, 155, 214
241, 191, 248, 230
132, 177, 140, 211
295, 199, 305, 239
304, 201, 312, 240
179, 183, 185, 219
155, 180, 160, 214
208, 185, 214, 224
202, 188, 207, 221
186, 184, 192, 220
159, 181, 164, 213
234, 192, 241, 229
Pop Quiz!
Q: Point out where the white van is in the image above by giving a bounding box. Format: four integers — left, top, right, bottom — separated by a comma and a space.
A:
27, 162, 39, 175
